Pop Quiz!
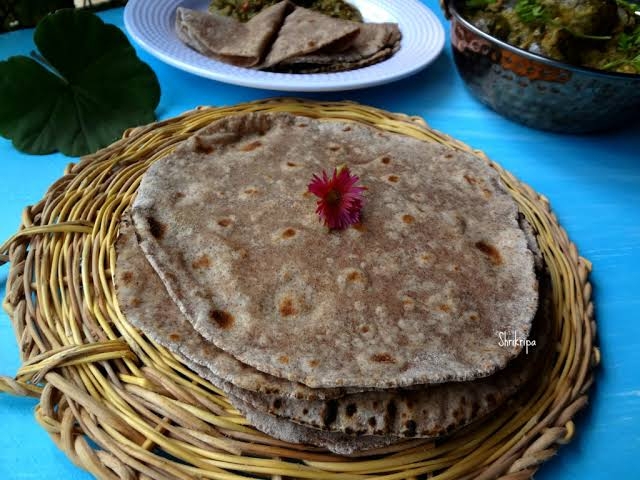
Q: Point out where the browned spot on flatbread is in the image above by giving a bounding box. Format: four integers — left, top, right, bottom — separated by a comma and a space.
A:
388, 175, 399, 183
209, 309, 234, 329
352, 222, 366, 232
173, 191, 185, 200
147, 216, 166, 239
131, 298, 141, 307
402, 214, 415, 224
438, 304, 451, 312
322, 400, 338, 427
342, 126, 352, 132
445, 153, 454, 159
191, 254, 211, 269
279, 298, 297, 317
244, 188, 258, 195
475, 241, 503, 265
218, 218, 232, 227
329, 145, 340, 151
273, 398, 282, 409
121, 271, 133, 284
302, 191, 313, 198
169, 333, 181, 341
308, 40, 316, 48
381, 156, 391, 164
483, 188, 493, 198
297, 123, 308, 128
347, 271, 364, 282
404, 420, 417, 437
345, 404, 357, 417
453, 407, 465, 422
470, 314, 479, 321
165, 271, 178, 283
194, 137, 214, 154
278, 355, 289, 364
240, 141, 262, 152
463, 174, 477, 185
384, 401, 397, 427
360, 325, 370, 333
308, 359, 319, 368
371, 353, 395, 363
282, 228, 296, 239
286, 162, 298, 167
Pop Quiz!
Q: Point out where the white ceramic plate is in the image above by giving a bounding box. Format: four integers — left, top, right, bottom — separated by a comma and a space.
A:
124, 0, 445, 92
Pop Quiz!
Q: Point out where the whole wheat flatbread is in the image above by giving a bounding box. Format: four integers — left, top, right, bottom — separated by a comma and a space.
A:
175, 2, 290, 67
115, 214, 544, 439
226, 304, 547, 437
115, 215, 354, 401
226, 393, 409, 455
260, 7, 361, 67
252, 273, 547, 453
131, 112, 538, 389
174, 350, 409, 455
271, 22, 401, 73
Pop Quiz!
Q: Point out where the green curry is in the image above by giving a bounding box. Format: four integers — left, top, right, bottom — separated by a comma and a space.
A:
209, 0, 363, 22
462, 0, 640, 74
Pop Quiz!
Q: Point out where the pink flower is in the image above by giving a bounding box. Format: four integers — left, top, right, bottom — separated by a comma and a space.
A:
308, 167, 365, 230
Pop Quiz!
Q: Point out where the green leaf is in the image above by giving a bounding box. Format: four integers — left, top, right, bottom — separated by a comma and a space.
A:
0, 9, 160, 156
515, 0, 550, 24
615, 0, 640, 14
618, 27, 640, 52
465, 0, 497, 9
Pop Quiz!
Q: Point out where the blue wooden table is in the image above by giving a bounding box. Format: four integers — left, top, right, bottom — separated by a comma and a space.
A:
1, 3, 639, 478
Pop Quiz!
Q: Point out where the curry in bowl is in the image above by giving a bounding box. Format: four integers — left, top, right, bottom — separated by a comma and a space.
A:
461, 0, 640, 74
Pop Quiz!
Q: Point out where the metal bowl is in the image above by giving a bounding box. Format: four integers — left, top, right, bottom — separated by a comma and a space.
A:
446, 0, 640, 133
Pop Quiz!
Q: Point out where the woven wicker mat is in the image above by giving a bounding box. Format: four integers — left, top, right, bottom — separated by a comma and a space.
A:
0, 99, 597, 480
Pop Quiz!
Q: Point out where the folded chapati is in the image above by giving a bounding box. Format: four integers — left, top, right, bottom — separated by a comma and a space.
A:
260, 6, 361, 68
175, 2, 290, 67
175, 1, 400, 72
130, 112, 539, 389
271, 22, 401, 73
115, 215, 545, 439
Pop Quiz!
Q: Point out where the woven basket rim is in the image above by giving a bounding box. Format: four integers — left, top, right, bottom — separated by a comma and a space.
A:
0, 98, 597, 480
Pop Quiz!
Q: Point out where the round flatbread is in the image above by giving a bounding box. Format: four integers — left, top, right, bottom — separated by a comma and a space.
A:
131, 112, 538, 388
115, 215, 353, 401
175, 2, 291, 67
115, 215, 545, 439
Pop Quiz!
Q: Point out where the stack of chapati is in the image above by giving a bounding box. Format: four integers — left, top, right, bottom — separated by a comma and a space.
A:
175, 1, 401, 73
114, 112, 548, 454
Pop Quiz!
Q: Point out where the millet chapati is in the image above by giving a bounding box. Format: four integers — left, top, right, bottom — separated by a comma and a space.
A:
115, 215, 545, 440
131, 112, 539, 389
175, 2, 290, 67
